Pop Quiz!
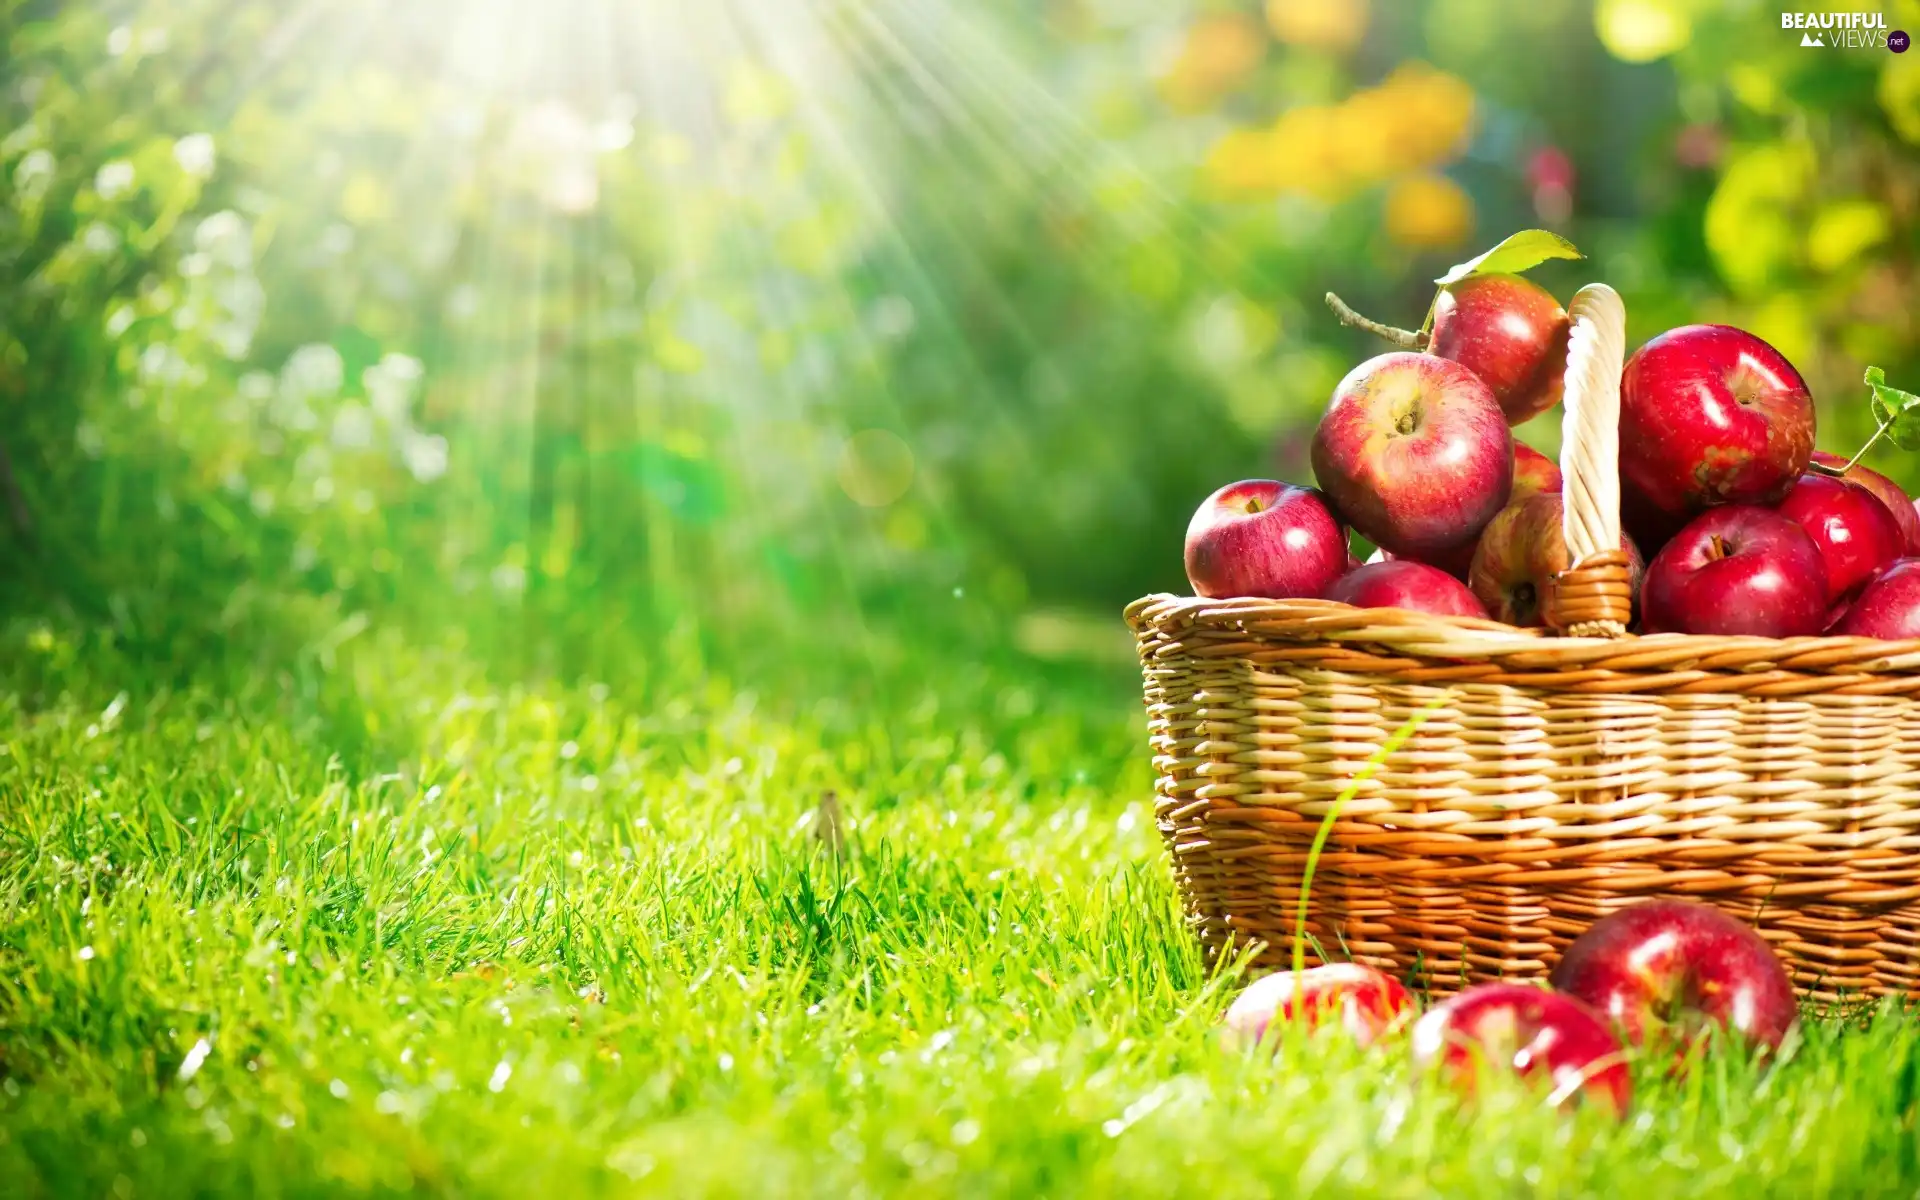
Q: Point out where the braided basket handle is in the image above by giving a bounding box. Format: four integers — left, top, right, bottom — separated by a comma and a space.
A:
1545, 283, 1632, 638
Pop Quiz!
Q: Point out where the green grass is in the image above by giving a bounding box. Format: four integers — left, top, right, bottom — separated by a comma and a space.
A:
5, 618, 1920, 1198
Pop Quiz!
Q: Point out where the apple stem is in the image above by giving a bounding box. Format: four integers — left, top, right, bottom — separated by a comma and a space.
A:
1813, 422, 1889, 477
1324, 292, 1428, 351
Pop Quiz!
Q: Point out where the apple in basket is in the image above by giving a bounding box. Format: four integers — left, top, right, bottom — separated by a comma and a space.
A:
1222, 963, 1414, 1049
1326, 560, 1489, 619
1372, 441, 1565, 581
1311, 352, 1514, 561
1468, 492, 1644, 628
1811, 451, 1920, 556
1428, 273, 1572, 426
1775, 471, 1905, 617
1549, 899, 1799, 1057
1618, 324, 1815, 544
1832, 559, 1920, 639
1184, 481, 1349, 600
1410, 982, 1631, 1117
1639, 506, 1827, 638
1509, 441, 1564, 505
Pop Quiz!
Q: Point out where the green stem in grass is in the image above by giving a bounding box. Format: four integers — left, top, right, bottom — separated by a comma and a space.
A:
1290, 692, 1453, 982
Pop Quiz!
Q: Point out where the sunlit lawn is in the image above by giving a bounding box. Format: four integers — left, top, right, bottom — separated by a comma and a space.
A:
4, 620, 1920, 1197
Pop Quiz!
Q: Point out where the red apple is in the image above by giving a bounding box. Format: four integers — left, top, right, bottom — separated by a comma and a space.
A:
1468, 492, 1643, 628
1775, 471, 1904, 606
1312, 352, 1514, 560
1429, 274, 1571, 425
1511, 440, 1563, 504
1811, 451, 1920, 556
1640, 506, 1826, 637
1618, 325, 1815, 534
1833, 558, 1920, 639
1222, 963, 1413, 1049
1326, 560, 1489, 619
1371, 441, 1564, 582
1548, 899, 1798, 1057
1184, 481, 1349, 600
1410, 983, 1631, 1117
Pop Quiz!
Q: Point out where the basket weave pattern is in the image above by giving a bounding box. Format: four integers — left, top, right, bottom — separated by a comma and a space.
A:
1128, 284, 1920, 1001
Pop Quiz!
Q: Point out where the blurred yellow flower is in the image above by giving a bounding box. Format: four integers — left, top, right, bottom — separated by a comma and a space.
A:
1266, 0, 1369, 51
1202, 128, 1284, 197
1160, 13, 1267, 113
1374, 63, 1475, 164
1268, 106, 1352, 201
1384, 173, 1475, 249
1204, 63, 1473, 203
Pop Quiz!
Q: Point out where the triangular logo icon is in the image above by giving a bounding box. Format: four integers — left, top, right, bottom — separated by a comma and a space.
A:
1801, 31, 1824, 46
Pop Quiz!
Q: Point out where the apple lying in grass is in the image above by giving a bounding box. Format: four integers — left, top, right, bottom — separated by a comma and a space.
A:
1184, 481, 1349, 600
1548, 899, 1798, 1057
1326, 560, 1489, 619
1468, 492, 1644, 628
1312, 352, 1514, 560
1833, 559, 1920, 639
1811, 451, 1920, 556
1775, 471, 1904, 609
1429, 273, 1571, 426
1410, 982, 1631, 1117
1222, 963, 1413, 1048
1618, 324, 1815, 540
1639, 506, 1826, 637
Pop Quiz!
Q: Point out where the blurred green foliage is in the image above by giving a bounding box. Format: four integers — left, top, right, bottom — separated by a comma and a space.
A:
4, 0, 1920, 672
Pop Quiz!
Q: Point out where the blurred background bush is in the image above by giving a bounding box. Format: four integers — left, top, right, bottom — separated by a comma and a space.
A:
3, 0, 1919, 682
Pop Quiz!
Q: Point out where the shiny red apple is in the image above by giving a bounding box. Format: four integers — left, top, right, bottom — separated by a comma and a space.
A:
1468, 492, 1644, 628
1372, 441, 1563, 581
1326, 560, 1489, 619
1311, 352, 1514, 560
1812, 451, 1920, 556
1618, 324, 1815, 538
1775, 471, 1904, 607
1222, 963, 1413, 1049
1510, 441, 1563, 503
1548, 900, 1798, 1059
1640, 506, 1826, 637
1833, 558, 1920, 639
1410, 983, 1631, 1117
1184, 480, 1348, 600
1429, 274, 1571, 426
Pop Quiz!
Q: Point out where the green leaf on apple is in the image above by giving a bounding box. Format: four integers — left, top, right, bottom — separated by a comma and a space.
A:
1865, 365, 1920, 452
1433, 229, 1584, 287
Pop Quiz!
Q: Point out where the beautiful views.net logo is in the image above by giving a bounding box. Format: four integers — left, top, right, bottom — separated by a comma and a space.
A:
1781, 11, 1900, 49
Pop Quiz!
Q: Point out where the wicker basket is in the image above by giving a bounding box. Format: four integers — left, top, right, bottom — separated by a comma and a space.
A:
1126, 283, 1920, 1003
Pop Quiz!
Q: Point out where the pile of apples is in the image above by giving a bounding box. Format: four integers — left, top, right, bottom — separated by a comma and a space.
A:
1222, 899, 1799, 1116
1186, 237, 1920, 638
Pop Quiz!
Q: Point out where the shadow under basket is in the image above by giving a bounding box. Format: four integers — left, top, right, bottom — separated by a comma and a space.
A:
1130, 283, 1920, 1003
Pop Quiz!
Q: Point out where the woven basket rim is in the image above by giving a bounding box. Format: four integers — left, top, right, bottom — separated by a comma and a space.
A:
1127, 592, 1920, 679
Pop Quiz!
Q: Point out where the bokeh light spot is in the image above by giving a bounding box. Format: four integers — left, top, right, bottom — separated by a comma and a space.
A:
836, 430, 915, 508
1595, 0, 1692, 64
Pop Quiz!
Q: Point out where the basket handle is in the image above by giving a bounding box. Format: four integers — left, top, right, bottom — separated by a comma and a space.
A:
1545, 283, 1632, 638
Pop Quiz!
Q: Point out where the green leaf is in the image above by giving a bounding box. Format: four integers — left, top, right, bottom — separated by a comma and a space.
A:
1434, 229, 1584, 286
1865, 366, 1920, 451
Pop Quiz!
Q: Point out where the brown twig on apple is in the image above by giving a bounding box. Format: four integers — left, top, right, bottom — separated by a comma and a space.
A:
1323, 292, 1427, 351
